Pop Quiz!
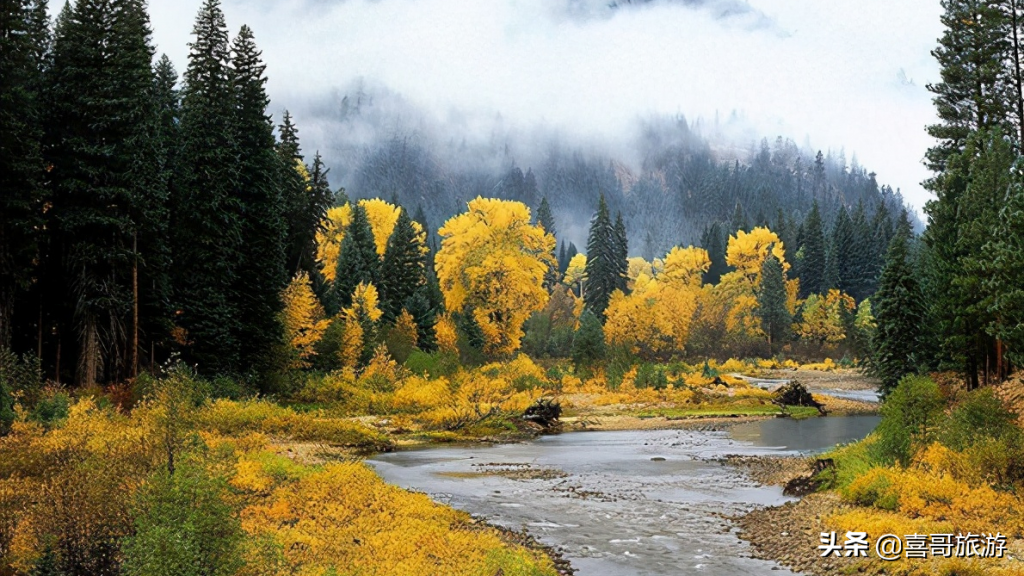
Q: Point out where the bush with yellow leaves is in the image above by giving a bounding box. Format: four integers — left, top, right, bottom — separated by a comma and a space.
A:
239, 461, 558, 576
198, 399, 390, 450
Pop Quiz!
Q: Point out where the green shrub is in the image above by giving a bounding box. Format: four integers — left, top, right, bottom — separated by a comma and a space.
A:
121, 463, 244, 576
571, 311, 605, 375
939, 388, 1018, 451
872, 375, 945, 466
1, 347, 42, 433
843, 467, 900, 511
818, 434, 881, 490
634, 363, 668, 390
404, 351, 459, 379
29, 391, 71, 428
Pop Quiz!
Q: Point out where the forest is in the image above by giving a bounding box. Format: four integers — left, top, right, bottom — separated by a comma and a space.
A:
2, 0, 1024, 574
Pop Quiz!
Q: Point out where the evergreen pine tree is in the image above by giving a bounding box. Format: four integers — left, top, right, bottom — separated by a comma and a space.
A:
613, 212, 629, 293
335, 203, 379, 308
572, 309, 605, 373
830, 206, 855, 294
380, 208, 426, 323
797, 201, 827, 297
730, 201, 749, 233
537, 196, 556, 237
925, 0, 1009, 174
135, 53, 179, 369
0, 0, 48, 347
985, 159, 1024, 366
847, 201, 875, 300
173, 0, 242, 375
757, 252, 791, 356
230, 25, 288, 381
583, 195, 617, 320
277, 111, 326, 278
872, 228, 926, 397
701, 222, 728, 285
46, 0, 162, 384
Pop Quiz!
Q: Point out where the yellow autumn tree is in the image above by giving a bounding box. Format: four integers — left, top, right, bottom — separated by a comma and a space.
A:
604, 247, 704, 359
726, 227, 789, 283
715, 228, 800, 342
315, 204, 353, 283
435, 198, 556, 357
798, 289, 856, 346
434, 314, 459, 355
563, 253, 587, 296
662, 246, 710, 287
281, 273, 330, 369
339, 282, 383, 369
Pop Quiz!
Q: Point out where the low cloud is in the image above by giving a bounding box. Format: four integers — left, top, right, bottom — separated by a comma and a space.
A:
143, 0, 942, 212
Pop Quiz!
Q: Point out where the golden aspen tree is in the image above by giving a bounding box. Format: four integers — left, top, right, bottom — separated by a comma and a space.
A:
435, 314, 460, 355
281, 273, 330, 368
563, 253, 588, 297
339, 282, 383, 369
316, 204, 352, 283
435, 198, 556, 357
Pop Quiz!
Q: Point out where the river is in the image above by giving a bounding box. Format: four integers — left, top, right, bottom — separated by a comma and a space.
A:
369, 415, 880, 576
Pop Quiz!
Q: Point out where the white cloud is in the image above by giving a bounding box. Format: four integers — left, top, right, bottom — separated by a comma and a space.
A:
142, 0, 943, 211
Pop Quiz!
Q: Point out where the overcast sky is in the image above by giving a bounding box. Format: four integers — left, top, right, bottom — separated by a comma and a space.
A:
130, 0, 942, 212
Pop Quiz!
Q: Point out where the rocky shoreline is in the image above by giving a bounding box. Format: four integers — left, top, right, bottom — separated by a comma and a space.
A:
728, 454, 868, 575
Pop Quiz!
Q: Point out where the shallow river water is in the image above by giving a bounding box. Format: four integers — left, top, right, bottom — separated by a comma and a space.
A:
368, 415, 880, 576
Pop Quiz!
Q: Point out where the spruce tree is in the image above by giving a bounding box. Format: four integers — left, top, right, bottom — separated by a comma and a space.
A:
730, 201, 749, 234
583, 195, 617, 320
380, 208, 425, 323
276, 110, 316, 277
134, 53, 179, 371
173, 0, 242, 375
613, 212, 629, 293
872, 229, 926, 398
701, 222, 728, 285
830, 206, 855, 294
537, 196, 556, 237
230, 25, 288, 381
925, 0, 1009, 174
0, 0, 48, 347
572, 309, 605, 373
847, 201, 875, 301
46, 0, 162, 384
797, 201, 826, 297
335, 203, 379, 308
757, 252, 791, 356
985, 160, 1024, 366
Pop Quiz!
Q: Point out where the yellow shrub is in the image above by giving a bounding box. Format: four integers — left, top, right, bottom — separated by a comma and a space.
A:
841, 463, 1024, 536
802, 358, 837, 371
240, 462, 558, 576
198, 400, 390, 450
393, 376, 453, 412
719, 358, 755, 374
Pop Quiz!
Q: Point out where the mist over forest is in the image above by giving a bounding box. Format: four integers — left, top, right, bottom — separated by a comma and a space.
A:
308, 81, 918, 257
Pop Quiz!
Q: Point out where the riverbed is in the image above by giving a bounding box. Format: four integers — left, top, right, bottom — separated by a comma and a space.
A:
369, 415, 880, 576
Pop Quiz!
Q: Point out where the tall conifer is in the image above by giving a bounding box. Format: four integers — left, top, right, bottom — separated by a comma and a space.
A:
174, 0, 241, 375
